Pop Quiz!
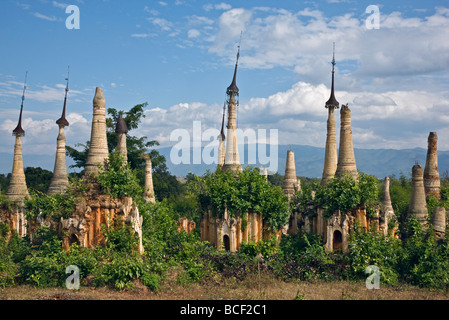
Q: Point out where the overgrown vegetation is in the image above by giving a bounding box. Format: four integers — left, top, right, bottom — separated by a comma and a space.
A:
2, 164, 449, 293
196, 167, 290, 231
2, 103, 449, 294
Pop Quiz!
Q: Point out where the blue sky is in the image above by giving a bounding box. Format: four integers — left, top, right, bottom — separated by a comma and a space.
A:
1, 0, 449, 173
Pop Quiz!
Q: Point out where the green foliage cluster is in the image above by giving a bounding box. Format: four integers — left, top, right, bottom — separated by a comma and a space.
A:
347, 222, 402, 286
196, 167, 290, 231
24, 189, 77, 219
313, 172, 380, 219
96, 152, 142, 199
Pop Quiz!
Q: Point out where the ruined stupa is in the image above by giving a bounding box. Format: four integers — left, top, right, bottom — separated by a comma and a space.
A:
84, 87, 109, 175
115, 113, 128, 163
282, 150, 300, 198
143, 154, 156, 204
408, 164, 428, 224
48, 71, 70, 195
431, 206, 446, 239
335, 104, 358, 181
321, 44, 339, 186
382, 177, 395, 217
222, 45, 242, 173
6, 74, 29, 202
424, 132, 440, 200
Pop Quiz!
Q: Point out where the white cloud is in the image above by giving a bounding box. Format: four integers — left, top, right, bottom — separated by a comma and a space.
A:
52, 1, 68, 9
144, 6, 159, 16
0, 81, 88, 103
204, 3, 232, 11
187, 29, 201, 38
131, 33, 155, 38
33, 12, 58, 21
148, 17, 173, 31
206, 6, 449, 92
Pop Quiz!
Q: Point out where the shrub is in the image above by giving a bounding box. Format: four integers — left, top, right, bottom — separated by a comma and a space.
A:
93, 253, 145, 290
346, 222, 402, 286
19, 253, 65, 287
0, 237, 17, 288
96, 152, 142, 199
141, 271, 161, 292
103, 221, 139, 254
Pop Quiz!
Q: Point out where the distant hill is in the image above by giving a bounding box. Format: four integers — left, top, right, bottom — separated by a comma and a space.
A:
157, 144, 449, 179
1, 144, 448, 179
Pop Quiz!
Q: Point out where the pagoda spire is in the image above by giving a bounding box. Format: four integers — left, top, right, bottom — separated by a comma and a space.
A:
223, 34, 243, 173
325, 42, 339, 109
84, 87, 109, 176
13, 72, 27, 137
7, 72, 29, 201
217, 102, 226, 168
115, 113, 129, 163
48, 67, 71, 194
56, 66, 70, 127
321, 43, 339, 185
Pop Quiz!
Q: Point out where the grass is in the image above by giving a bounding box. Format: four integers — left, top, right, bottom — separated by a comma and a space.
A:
1, 272, 449, 300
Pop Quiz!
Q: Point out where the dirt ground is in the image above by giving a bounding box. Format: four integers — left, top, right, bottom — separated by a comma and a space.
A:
1, 275, 449, 300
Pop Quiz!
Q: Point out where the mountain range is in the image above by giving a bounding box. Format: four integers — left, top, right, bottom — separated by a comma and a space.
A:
1, 144, 447, 179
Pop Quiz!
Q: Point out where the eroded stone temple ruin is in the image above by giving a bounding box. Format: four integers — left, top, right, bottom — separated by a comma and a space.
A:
424, 132, 440, 199
115, 113, 129, 163
143, 154, 156, 204
282, 150, 300, 199
406, 132, 446, 239
84, 87, 109, 176
335, 104, 358, 181
2, 83, 29, 239
200, 46, 279, 252
1, 86, 145, 253
289, 48, 398, 252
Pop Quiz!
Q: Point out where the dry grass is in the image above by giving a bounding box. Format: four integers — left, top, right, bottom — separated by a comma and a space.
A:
1, 273, 449, 300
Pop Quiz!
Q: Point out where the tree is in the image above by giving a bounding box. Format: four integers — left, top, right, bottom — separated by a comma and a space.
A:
0, 174, 10, 195
313, 172, 379, 219
24, 167, 53, 193
195, 167, 290, 231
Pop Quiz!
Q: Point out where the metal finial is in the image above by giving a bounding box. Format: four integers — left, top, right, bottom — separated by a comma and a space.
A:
56, 66, 70, 127
21, 71, 28, 107
331, 42, 336, 71
65, 65, 70, 94
236, 30, 243, 64
13, 71, 28, 136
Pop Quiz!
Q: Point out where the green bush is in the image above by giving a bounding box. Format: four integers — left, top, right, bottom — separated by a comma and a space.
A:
141, 271, 161, 292
196, 167, 290, 231
399, 218, 449, 289
346, 222, 402, 286
96, 152, 142, 199
93, 253, 145, 290
7, 232, 31, 263
0, 237, 17, 288
103, 222, 139, 253
19, 253, 65, 287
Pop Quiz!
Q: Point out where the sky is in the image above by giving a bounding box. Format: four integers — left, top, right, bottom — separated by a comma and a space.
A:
1, 0, 449, 173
